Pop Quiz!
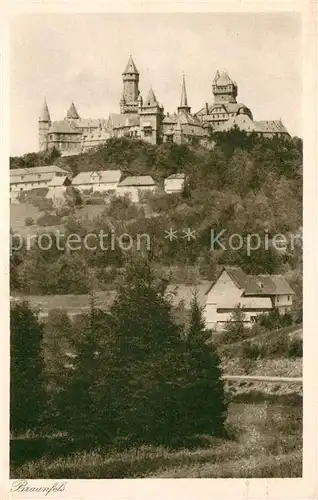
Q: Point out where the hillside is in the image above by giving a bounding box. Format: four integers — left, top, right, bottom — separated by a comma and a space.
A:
10, 132, 302, 300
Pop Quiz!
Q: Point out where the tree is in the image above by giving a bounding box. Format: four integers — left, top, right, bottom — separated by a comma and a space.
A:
54, 292, 117, 442
221, 305, 250, 343
108, 257, 185, 443
180, 292, 227, 436
10, 300, 47, 435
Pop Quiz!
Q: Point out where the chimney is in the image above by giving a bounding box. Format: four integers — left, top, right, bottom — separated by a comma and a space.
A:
205, 102, 209, 114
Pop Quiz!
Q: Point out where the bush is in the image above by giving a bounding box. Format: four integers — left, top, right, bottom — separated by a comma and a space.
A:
85, 198, 105, 205
37, 213, 62, 227
287, 337, 302, 358
32, 198, 53, 212
25, 217, 34, 226
56, 206, 72, 218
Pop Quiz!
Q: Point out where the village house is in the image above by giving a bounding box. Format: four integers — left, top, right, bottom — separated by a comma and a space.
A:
164, 173, 185, 194
46, 175, 72, 205
203, 266, 295, 331
71, 170, 122, 193
10, 165, 70, 199
116, 175, 157, 202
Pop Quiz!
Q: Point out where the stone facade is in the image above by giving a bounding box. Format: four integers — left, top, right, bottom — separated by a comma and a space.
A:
38, 57, 290, 155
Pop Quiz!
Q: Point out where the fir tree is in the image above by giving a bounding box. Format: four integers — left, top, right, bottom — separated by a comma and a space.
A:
10, 300, 47, 435
181, 291, 227, 437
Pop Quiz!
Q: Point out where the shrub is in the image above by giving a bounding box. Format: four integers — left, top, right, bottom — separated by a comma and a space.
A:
25, 217, 34, 226
56, 206, 72, 218
287, 337, 302, 358
85, 198, 105, 205
32, 197, 54, 212
37, 213, 62, 227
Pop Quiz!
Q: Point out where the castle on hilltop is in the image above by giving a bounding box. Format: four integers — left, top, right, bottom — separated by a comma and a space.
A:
38, 55, 289, 155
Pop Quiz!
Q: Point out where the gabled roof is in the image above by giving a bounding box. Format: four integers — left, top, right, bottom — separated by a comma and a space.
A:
123, 55, 139, 75
39, 98, 51, 122
166, 173, 185, 180
118, 175, 156, 187
244, 275, 295, 296
50, 120, 81, 134
10, 165, 68, 177
66, 102, 80, 120
205, 266, 294, 296
72, 170, 122, 186
48, 176, 70, 187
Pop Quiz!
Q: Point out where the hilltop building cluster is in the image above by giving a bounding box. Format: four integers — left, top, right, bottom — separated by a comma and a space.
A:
38, 55, 289, 155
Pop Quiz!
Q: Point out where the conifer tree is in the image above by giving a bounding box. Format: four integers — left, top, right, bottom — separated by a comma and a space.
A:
181, 291, 227, 437
10, 300, 47, 435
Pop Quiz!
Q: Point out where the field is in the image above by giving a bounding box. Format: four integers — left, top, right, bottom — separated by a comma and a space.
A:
10, 202, 107, 238
11, 394, 302, 478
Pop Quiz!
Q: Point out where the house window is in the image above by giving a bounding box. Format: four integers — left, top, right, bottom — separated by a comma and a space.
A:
288, 295, 290, 301
277, 296, 280, 302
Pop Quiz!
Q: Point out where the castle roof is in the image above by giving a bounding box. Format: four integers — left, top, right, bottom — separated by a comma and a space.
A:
39, 98, 51, 122
123, 55, 139, 75
145, 87, 158, 106
50, 120, 81, 134
66, 102, 80, 120
107, 113, 140, 129
216, 114, 289, 135
214, 70, 235, 86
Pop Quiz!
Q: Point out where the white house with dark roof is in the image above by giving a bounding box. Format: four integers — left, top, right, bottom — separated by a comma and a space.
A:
71, 170, 122, 193
116, 175, 157, 202
164, 173, 185, 194
46, 175, 72, 204
10, 165, 70, 195
203, 266, 295, 331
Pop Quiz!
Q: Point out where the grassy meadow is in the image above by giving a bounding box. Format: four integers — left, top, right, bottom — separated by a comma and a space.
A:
11, 394, 302, 479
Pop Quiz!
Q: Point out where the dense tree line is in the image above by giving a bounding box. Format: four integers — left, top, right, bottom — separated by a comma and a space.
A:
10, 131, 302, 296
11, 259, 226, 445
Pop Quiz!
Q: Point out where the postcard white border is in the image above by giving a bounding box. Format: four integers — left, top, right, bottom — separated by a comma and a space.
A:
1, 1, 317, 499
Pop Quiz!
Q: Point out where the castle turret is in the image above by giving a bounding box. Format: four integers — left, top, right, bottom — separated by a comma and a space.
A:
212, 70, 237, 104
139, 87, 164, 144
177, 74, 191, 114
120, 55, 140, 114
38, 98, 51, 152
66, 101, 80, 120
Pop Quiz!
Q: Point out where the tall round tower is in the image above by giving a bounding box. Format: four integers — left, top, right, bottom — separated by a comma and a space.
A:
38, 98, 51, 151
121, 55, 139, 114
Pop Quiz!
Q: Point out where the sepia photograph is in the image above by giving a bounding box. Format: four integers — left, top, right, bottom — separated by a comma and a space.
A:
8, 8, 308, 484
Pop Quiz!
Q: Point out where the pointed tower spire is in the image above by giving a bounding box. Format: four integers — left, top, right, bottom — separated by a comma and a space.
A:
123, 54, 139, 75
180, 73, 188, 107
146, 87, 158, 106
177, 74, 191, 114
66, 101, 80, 120
39, 98, 51, 122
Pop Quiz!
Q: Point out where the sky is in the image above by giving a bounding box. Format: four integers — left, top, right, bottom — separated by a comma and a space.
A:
10, 12, 302, 156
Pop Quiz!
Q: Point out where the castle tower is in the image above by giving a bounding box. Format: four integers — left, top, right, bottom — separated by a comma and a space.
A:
177, 74, 191, 115
139, 87, 164, 145
212, 70, 237, 104
66, 101, 80, 121
120, 55, 140, 114
38, 98, 51, 152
